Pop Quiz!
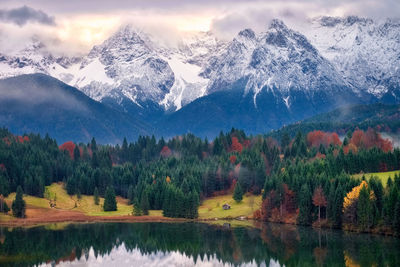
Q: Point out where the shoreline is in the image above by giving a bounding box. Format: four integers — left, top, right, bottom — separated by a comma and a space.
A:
1, 215, 399, 239
0, 214, 190, 227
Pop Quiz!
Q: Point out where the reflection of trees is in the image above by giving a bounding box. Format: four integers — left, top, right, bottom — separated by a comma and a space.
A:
0, 223, 399, 267
0, 223, 273, 266
259, 223, 400, 267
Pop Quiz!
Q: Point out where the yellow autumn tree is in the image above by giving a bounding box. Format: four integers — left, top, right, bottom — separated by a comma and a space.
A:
166, 176, 171, 183
343, 181, 374, 224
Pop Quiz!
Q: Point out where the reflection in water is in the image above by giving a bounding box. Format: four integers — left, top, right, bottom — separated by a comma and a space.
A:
0, 222, 399, 266
52, 245, 280, 267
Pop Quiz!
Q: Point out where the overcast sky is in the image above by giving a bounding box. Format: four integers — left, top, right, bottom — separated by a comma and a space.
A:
0, 0, 399, 56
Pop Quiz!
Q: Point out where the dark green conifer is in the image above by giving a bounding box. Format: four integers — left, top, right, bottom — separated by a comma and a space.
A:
233, 182, 243, 203
12, 186, 26, 218
103, 186, 117, 211
94, 187, 99, 205
298, 184, 312, 225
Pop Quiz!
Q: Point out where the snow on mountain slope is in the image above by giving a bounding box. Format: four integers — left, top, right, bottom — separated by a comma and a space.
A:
202, 20, 352, 108
0, 16, 399, 114
294, 16, 400, 98
0, 26, 222, 111
160, 31, 226, 110
0, 38, 79, 79
160, 54, 208, 110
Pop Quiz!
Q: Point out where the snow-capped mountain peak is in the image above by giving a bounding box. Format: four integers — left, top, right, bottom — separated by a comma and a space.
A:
0, 16, 399, 116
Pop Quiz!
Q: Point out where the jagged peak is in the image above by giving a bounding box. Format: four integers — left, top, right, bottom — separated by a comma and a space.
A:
107, 24, 148, 44
238, 28, 256, 39
269, 19, 289, 31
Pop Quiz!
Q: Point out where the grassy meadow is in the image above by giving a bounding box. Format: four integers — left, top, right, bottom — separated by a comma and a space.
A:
352, 170, 400, 187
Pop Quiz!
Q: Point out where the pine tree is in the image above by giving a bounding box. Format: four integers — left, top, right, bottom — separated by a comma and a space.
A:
281, 132, 290, 151
73, 145, 80, 161
140, 190, 150, 215
387, 177, 393, 188
233, 182, 243, 203
327, 182, 336, 221
133, 197, 142, 216
357, 185, 372, 231
91, 137, 97, 152
127, 185, 135, 204
103, 186, 117, 211
188, 191, 199, 219
333, 184, 344, 228
369, 177, 383, 220
393, 195, 400, 234
0, 195, 9, 213
94, 187, 99, 205
298, 184, 312, 225
12, 186, 26, 218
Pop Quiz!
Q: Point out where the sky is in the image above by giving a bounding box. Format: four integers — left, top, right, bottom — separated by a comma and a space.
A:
0, 0, 399, 56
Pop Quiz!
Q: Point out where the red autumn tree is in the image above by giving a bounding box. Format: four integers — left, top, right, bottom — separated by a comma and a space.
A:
160, 145, 172, 157
312, 186, 327, 225
350, 130, 364, 148
350, 128, 393, 152
59, 141, 76, 159
283, 184, 296, 214
231, 137, 243, 153
307, 130, 324, 147
343, 143, 358, 155
261, 194, 273, 221
229, 155, 237, 164
307, 131, 342, 148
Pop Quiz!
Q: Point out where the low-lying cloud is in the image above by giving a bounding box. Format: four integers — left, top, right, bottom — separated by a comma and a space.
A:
0, 1, 398, 57
0, 5, 55, 26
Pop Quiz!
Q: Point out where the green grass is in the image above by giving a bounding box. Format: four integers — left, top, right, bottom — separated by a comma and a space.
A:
149, 210, 163, 216
352, 170, 400, 187
5, 183, 134, 216
5, 193, 49, 209
0, 213, 13, 222
198, 194, 261, 219
47, 183, 133, 216
2, 183, 262, 221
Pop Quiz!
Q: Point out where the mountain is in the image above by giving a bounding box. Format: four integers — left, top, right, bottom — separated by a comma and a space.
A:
161, 20, 360, 137
0, 16, 400, 139
296, 16, 400, 102
0, 73, 150, 143
0, 27, 224, 115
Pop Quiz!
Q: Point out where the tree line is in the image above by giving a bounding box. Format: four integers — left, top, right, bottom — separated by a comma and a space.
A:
0, 127, 399, 227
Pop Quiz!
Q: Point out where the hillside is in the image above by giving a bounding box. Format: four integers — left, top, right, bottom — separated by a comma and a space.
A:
268, 103, 400, 139
0, 74, 150, 144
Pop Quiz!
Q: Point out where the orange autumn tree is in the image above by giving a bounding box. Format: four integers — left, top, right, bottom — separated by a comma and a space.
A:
312, 186, 327, 225
350, 128, 393, 152
307, 131, 341, 148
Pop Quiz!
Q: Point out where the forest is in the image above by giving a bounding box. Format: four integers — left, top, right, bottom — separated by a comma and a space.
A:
0, 127, 400, 233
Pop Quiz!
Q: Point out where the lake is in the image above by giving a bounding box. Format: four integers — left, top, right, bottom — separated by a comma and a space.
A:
0, 222, 399, 266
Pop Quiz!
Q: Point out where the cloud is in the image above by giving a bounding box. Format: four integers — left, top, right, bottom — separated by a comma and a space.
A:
0, 0, 398, 57
0, 5, 55, 26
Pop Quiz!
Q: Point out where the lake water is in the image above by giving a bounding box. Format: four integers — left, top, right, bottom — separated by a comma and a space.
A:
0, 222, 399, 266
